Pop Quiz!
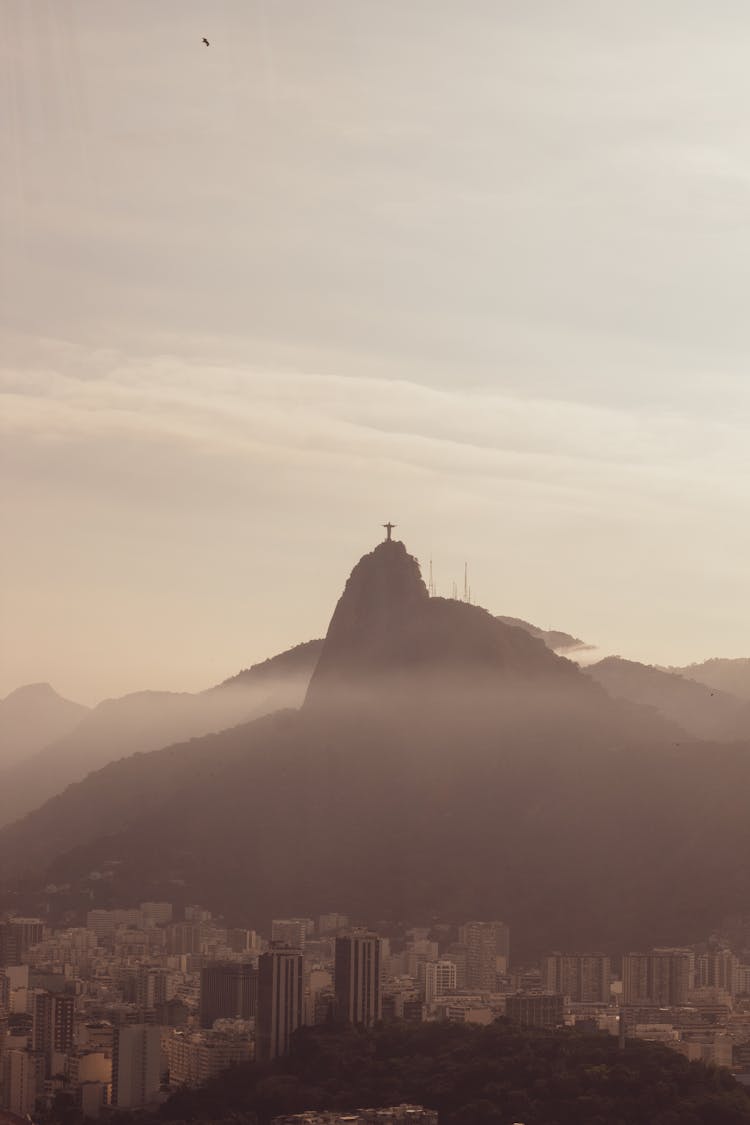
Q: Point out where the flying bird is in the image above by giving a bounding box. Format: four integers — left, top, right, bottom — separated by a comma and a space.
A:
202, 37, 210, 46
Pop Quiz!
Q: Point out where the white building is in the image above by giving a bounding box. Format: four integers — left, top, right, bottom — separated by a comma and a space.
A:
167, 1030, 252, 1087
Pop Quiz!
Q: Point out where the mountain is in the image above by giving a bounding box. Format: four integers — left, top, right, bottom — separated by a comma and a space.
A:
668, 657, 750, 702
495, 616, 587, 653
304, 541, 606, 714
1, 537, 749, 957
0, 644, 321, 830
586, 656, 750, 741
0, 683, 89, 772
215, 639, 322, 691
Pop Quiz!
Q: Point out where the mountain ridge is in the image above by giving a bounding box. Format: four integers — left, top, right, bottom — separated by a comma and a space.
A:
4, 536, 744, 957
586, 655, 750, 742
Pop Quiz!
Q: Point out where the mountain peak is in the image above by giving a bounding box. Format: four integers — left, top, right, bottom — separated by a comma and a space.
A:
304, 539, 428, 705
3, 682, 63, 703
0, 682, 89, 773
304, 538, 582, 708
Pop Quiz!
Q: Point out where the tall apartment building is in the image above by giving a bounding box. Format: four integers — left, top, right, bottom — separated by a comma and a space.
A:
30, 989, 75, 1074
140, 902, 173, 928
272, 918, 314, 948
459, 921, 510, 988
0, 918, 45, 966
622, 949, 694, 1006
443, 943, 468, 989
86, 908, 143, 940
541, 953, 611, 1004
257, 945, 304, 1062
227, 928, 261, 954
112, 1024, 162, 1109
406, 940, 439, 979
335, 931, 382, 1027
421, 960, 457, 1006
199, 962, 257, 1028
695, 950, 739, 996
167, 922, 202, 956
4, 1048, 46, 1117
318, 913, 350, 935
136, 966, 171, 1010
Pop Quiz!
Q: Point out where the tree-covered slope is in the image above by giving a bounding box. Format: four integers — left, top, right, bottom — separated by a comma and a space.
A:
122, 1021, 750, 1125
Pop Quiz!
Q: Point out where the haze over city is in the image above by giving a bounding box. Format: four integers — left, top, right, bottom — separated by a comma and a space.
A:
6, 9, 750, 1122
4, 1, 750, 702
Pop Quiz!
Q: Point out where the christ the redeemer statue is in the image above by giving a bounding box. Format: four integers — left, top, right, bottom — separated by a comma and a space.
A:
383, 522, 396, 541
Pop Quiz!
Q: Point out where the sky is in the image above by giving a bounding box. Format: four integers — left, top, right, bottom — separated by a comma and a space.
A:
3, 1, 750, 704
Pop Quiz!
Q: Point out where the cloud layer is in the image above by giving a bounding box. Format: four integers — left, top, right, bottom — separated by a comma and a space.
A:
3, 2, 750, 699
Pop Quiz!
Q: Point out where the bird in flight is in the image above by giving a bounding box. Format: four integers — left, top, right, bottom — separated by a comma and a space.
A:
202, 37, 210, 46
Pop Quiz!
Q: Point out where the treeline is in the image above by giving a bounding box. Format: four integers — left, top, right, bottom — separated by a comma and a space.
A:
106, 1019, 750, 1125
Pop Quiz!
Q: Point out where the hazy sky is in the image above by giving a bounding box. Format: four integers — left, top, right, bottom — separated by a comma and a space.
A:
3, 1, 750, 703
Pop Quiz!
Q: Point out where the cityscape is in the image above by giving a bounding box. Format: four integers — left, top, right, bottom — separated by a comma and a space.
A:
7, 5, 750, 1122
1, 904, 750, 1118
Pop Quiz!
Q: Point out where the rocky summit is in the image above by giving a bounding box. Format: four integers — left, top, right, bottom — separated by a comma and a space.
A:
305, 538, 583, 709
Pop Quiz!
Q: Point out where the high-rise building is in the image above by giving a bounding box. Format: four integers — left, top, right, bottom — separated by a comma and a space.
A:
199, 962, 257, 1028
112, 1024, 162, 1109
4, 1048, 46, 1117
459, 921, 510, 988
695, 950, 739, 996
140, 902, 173, 928
271, 919, 315, 948
443, 943, 468, 989
622, 949, 694, 1006
184, 906, 213, 923
30, 989, 75, 1074
621, 952, 651, 1005
136, 967, 171, 1010
167, 922, 202, 956
227, 928, 261, 954
85, 909, 143, 942
421, 960, 457, 1006
541, 953, 611, 1004
0, 918, 45, 967
318, 913, 350, 935
257, 946, 304, 1062
335, 931, 382, 1027
406, 940, 439, 979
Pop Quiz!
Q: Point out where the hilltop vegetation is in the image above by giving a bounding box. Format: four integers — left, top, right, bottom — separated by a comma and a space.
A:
104, 1021, 750, 1125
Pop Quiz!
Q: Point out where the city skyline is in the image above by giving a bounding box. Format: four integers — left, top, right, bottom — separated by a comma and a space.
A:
2, 894, 750, 1118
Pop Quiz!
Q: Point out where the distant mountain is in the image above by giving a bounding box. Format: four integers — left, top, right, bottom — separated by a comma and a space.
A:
5, 538, 738, 959
668, 658, 750, 702
495, 616, 588, 653
0, 644, 321, 830
586, 656, 750, 741
215, 639, 322, 691
0, 683, 89, 772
